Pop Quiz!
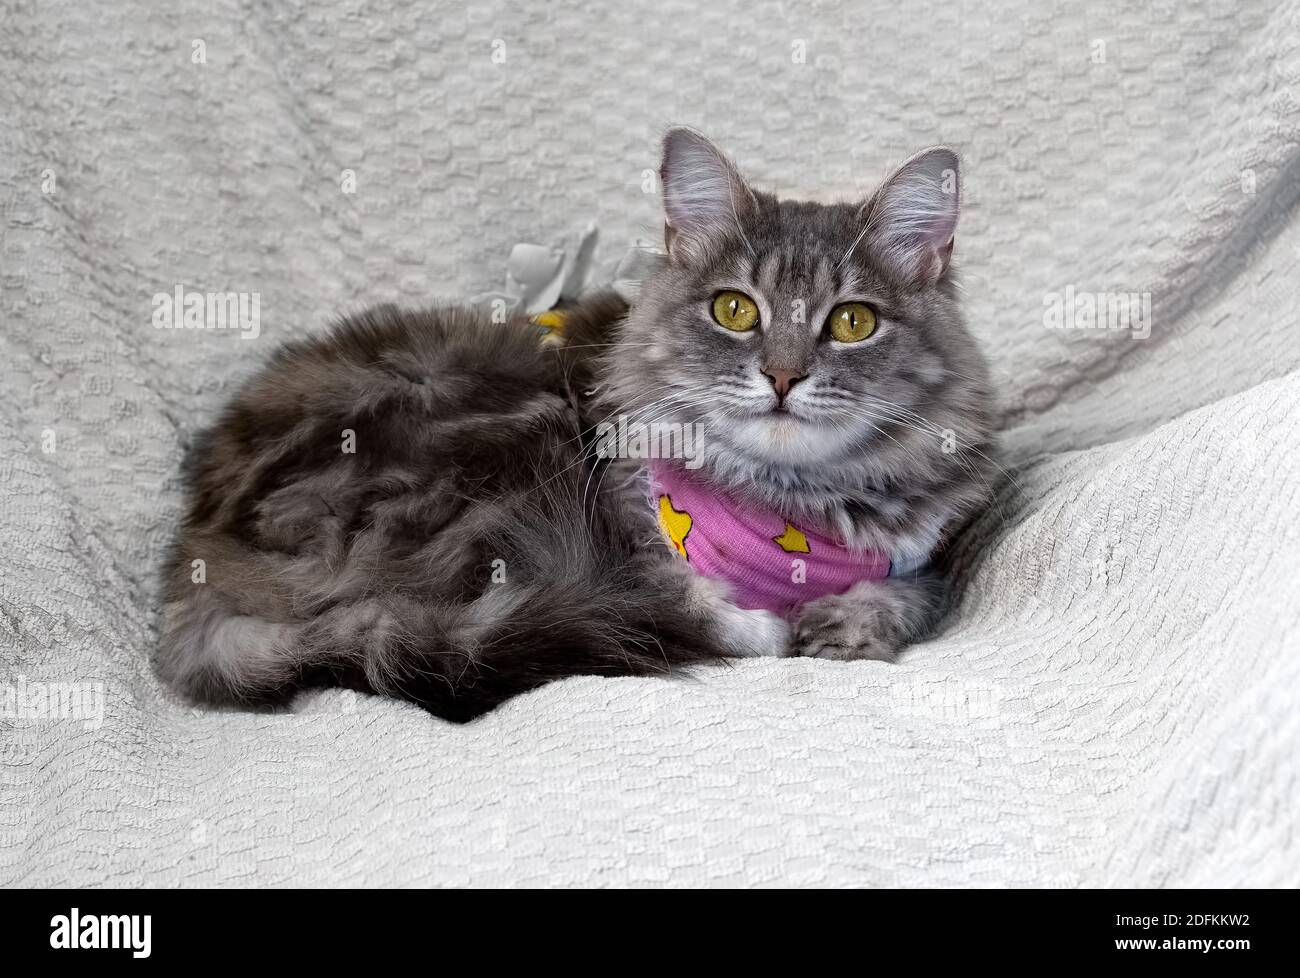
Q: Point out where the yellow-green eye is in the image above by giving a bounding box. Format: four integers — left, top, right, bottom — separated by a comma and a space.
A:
712, 291, 760, 332
827, 302, 878, 343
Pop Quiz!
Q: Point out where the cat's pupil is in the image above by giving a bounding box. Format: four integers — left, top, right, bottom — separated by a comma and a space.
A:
729, 299, 738, 316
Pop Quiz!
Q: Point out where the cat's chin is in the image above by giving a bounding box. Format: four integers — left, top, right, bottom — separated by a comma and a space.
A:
724, 412, 858, 466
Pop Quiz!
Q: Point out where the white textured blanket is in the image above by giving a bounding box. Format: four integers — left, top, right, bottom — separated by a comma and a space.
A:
2, 0, 1298, 887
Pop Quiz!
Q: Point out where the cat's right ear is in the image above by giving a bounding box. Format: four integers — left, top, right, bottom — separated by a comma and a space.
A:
659, 127, 756, 261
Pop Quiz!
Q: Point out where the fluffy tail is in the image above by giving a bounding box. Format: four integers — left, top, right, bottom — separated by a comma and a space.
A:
157, 532, 733, 724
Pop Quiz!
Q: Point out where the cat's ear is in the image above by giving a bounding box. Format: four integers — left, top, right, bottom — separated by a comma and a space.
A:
659, 127, 757, 261
860, 147, 961, 285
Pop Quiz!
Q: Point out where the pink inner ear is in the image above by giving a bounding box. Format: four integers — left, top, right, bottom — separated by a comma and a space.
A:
939, 235, 955, 270
865, 147, 961, 284
658, 128, 757, 260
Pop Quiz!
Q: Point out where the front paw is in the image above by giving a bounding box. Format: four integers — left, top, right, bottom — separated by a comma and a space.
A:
722, 606, 791, 658
684, 575, 790, 658
792, 589, 904, 662
794, 617, 900, 661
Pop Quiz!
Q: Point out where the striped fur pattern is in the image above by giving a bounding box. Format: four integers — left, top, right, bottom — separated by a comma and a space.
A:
157, 129, 995, 719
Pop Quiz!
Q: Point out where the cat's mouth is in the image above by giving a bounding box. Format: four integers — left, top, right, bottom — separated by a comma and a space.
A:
764, 403, 807, 422
724, 406, 858, 466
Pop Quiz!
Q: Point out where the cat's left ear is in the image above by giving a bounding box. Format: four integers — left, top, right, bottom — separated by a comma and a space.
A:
860, 147, 961, 286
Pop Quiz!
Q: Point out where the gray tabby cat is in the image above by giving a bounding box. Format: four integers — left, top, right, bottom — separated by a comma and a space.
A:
157, 128, 995, 722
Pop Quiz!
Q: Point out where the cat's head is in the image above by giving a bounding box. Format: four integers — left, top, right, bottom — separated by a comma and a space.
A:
604, 127, 992, 504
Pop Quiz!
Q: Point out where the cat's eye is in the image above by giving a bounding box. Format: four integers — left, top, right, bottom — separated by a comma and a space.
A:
712, 291, 760, 332
826, 302, 878, 343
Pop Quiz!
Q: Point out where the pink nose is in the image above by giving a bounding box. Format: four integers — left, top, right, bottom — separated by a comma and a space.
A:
762, 367, 807, 400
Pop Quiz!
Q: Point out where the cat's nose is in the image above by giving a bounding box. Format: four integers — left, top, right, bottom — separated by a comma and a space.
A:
761, 366, 808, 400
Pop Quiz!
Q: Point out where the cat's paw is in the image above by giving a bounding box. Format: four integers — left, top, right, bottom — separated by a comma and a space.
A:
791, 582, 906, 661
794, 612, 901, 661
687, 576, 789, 657
718, 605, 791, 658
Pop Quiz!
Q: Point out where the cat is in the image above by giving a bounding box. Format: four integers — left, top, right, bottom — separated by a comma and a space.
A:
156, 128, 996, 722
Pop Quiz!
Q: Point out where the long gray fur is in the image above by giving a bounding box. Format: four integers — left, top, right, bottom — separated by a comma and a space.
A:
156, 129, 995, 720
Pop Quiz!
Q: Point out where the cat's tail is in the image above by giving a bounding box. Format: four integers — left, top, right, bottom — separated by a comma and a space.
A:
157, 538, 777, 722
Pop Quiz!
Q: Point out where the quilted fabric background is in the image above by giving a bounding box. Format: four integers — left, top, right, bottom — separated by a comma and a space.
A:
1, 0, 1298, 885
